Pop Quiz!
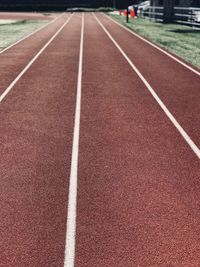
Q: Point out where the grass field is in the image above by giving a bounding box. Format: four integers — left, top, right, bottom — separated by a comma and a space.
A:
109, 14, 200, 69
0, 19, 48, 50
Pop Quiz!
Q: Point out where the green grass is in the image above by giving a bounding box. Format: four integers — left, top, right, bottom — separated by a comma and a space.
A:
109, 15, 200, 69
0, 19, 48, 50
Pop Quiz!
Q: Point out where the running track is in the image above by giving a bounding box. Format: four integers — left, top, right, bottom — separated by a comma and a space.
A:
0, 12, 200, 267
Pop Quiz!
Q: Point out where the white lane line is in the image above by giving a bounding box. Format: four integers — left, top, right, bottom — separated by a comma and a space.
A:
103, 13, 200, 77
0, 13, 65, 55
0, 13, 74, 103
64, 13, 84, 267
93, 13, 200, 159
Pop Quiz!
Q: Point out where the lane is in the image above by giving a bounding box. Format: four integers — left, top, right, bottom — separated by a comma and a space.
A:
93, 13, 199, 159
0, 13, 81, 267
64, 13, 84, 267
0, 14, 73, 102
104, 14, 200, 77
75, 13, 200, 267
0, 13, 62, 55
96, 13, 200, 148
0, 13, 67, 96
0, 12, 57, 20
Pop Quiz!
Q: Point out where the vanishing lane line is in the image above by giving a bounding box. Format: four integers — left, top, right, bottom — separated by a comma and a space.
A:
64, 13, 84, 267
94, 13, 200, 159
103, 13, 200, 77
0, 13, 65, 55
0, 13, 74, 103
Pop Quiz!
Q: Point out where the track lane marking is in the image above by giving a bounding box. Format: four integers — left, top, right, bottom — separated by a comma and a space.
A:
94, 13, 200, 159
103, 13, 200, 77
64, 13, 84, 267
0, 13, 74, 103
0, 13, 65, 55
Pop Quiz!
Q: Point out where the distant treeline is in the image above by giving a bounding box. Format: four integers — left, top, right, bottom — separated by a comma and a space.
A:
0, 0, 134, 11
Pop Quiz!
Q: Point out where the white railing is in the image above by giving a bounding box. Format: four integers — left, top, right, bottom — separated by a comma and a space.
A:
140, 6, 164, 22
173, 6, 200, 26
142, 5, 200, 26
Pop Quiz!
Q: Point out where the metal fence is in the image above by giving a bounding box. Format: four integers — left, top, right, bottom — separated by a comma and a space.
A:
174, 7, 200, 26
140, 6, 164, 22
140, 6, 200, 27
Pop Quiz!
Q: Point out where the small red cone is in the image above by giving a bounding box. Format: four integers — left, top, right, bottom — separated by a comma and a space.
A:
130, 10, 135, 18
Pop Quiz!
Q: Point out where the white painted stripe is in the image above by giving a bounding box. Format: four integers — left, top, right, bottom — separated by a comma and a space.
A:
64, 13, 84, 267
0, 13, 64, 55
103, 13, 200, 77
0, 13, 74, 103
94, 13, 200, 159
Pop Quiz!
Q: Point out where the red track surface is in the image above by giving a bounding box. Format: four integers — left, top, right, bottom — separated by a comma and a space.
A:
0, 12, 200, 267
0, 13, 81, 266
0, 13, 69, 96
96, 14, 200, 147
0, 12, 57, 20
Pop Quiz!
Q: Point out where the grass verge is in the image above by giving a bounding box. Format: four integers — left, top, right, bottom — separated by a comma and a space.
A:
0, 19, 48, 51
109, 14, 200, 69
